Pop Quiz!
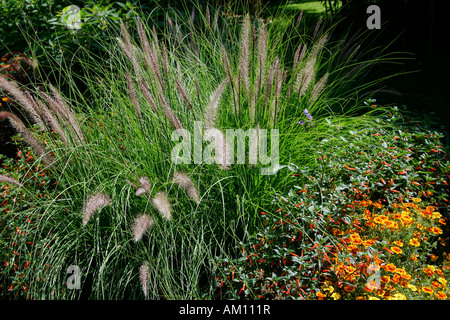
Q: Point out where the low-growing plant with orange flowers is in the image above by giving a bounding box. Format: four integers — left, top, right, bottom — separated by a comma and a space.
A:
211, 108, 450, 300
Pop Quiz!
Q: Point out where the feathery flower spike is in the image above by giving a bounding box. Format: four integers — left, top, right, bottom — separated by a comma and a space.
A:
152, 191, 172, 220
173, 171, 200, 204
82, 193, 112, 226
133, 214, 154, 242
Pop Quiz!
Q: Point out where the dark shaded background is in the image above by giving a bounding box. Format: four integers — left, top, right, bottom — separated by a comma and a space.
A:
331, 0, 450, 127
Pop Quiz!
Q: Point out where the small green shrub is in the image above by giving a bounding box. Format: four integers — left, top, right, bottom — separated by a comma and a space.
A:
0, 134, 63, 299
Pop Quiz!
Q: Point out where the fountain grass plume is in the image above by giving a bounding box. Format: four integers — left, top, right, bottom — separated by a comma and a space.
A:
0, 111, 53, 165
125, 73, 142, 119
173, 171, 200, 204
135, 176, 152, 196
175, 78, 193, 112
0, 174, 21, 187
0, 76, 43, 126
139, 262, 149, 298
204, 78, 228, 129
152, 191, 172, 221
82, 193, 112, 226
133, 214, 154, 242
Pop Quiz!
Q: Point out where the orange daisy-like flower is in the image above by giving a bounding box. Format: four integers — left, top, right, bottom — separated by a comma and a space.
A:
344, 285, 356, 293
374, 202, 383, 209
432, 281, 441, 289
347, 244, 359, 254
373, 217, 384, 224
421, 208, 433, 218
409, 238, 420, 247
436, 291, 447, 300
410, 254, 418, 261
391, 246, 403, 254
383, 220, 396, 229
393, 240, 403, 247
391, 274, 402, 284
423, 266, 435, 277
384, 264, 397, 272
316, 291, 326, 300
362, 239, 376, 247
395, 268, 406, 276
349, 233, 362, 244
393, 213, 403, 219
381, 276, 390, 284
429, 227, 443, 235
401, 273, 412, 281
400, 215, 413, 225
422, 286, 434, 295
400, 281, 409, 288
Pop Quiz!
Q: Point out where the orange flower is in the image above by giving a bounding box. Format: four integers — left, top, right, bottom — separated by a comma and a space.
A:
316, 291, 326, 300
423, 266, 435, 276
381, 276, 390, 284
393, 213, 402, 219
436, 291, 447, 300
393, 240, 403, 247
383, 219, 396, 228
395, 268, 406, 276
422, 286, 434, 295
362, 239, 375, 247
384, 264, 396, 272
360, 200, 369, 207
349, 233, 362, 245
390, 246, 403, 254
401, 273, 412, 281
432, 281, 441, 289
400, 215, 413, 224
344, 285, 356, 293
429, 227, 443, 235
391, 274, 402, 284
400, 281, 409, 288
347, 244, 359, 254
409, 238, 420, 247
373, 216, 384, 224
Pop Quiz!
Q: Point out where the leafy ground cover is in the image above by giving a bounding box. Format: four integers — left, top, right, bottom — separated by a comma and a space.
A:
210, 108, 450, 299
